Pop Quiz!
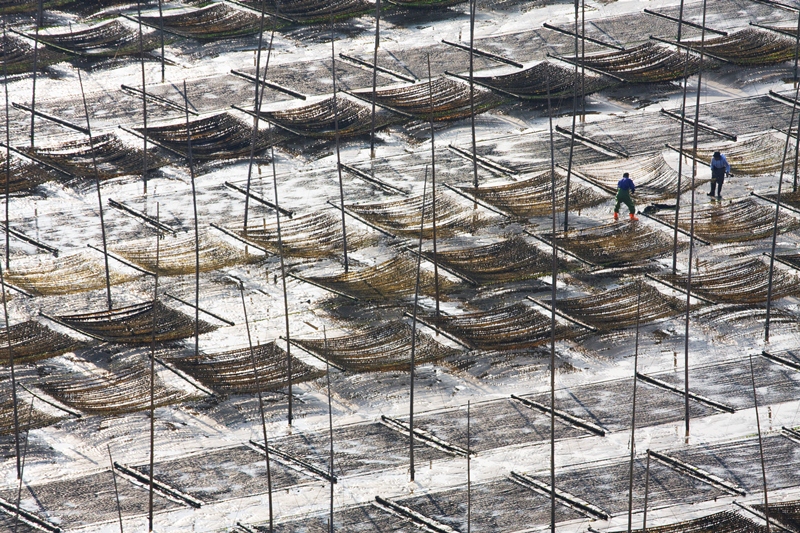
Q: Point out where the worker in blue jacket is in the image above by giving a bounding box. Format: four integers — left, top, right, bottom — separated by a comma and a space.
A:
614, 172, 638, 221
708, 151, 730, 198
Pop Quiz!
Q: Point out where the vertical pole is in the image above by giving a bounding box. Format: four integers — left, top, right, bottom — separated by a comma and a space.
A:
148, 204, 160, 533
3, 23, 10, 268
409, 168, 428, 483
108, 445, 124, 533
12, 401, 34, 533
426, 54, 440, 318
545, 70, 557, 533
793, 109, 799, 194
240, 281, 274, 533
671, 50, 691, 275
469, 0, 478, 189
0, 237, 19, 478
765, 82, 800, 343
626, 281, 643, 533
29, 18, 40, 148
749, 354, 771, 533
243, 0, 269, 230
563, 0, 580, 232
677, 0, 685, 42
325, 327, 334, 533
78, 70, 112, 310
182, 81, 200, 358
467, 400, 471, 533
370, 0, 381, 159
137, 0, 149, 195
794, 8, 799, 82
157, 0, 165, 82
580, 0, 585, 118
331, 32, 349, 272
642, 450, 650, 533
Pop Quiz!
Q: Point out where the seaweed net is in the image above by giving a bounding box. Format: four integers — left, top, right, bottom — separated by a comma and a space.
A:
0, 320, 83, 365
0, 382, 62, 435
430, 303, 573, 351
386, 0, 465, 7
0, 34, 67, 75
304, 253, 460, 301
577, 152, 703, 201
111, 230, 258, 276
580, 42, 701, 83
36, 353, 197, 415
463, 169, 606, 218
169, 341, 323, 394
18, 133, 168, 180
424, 235, 553, 285
617, 510, 765, 533
0, 155, 53, 194
663, 257, 800, 304
138, 112, 287, 161
553, 222, 677, 267
346, 191, 491, 238
5, 252, 139, 296
0, 0, 71, 15
35, 19, 159, 57
354, 77, 503, 121
653, 197, 800, 243
691, 134, 796, 176
761, 188, 800, 211
294, 321, 458, 372
683, 28, 796, 66
777, 250, 800, 269
238, 211, 376, 259
54, 300, 216, 344
261, 97, 396, 139
754, 500, 800, 529
472, 61, 611, 100
237, 0, 371, 23
555, 282, 687, 331
139, 3, 263, 40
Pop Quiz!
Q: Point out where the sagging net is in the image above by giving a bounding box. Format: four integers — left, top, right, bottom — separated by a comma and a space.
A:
777, 250, 800, 269
462, 169, 606, 218
555, 282, 687, 331
472, 61, 611, 100
662, 257, 800, 304
139, 3, 263, 40
691, 133, 796, 176
294, 321, 458, 372
580, 42, 702, 83
0, 320, 83, 365
430, 303, 573, 351
615, 510, 765, 533
577, 152, 702, 201
0, 34, 67, 75
653, 197, 800, 243
354, 77, 503, 121
760, 188, 800, 211
552, 222, 677, 267
5, 252, 140, 296
36, 352, 199, 415
261, 96, 397, 139
346, 191, 491, 238
237, 0, 372, 23
237, 211, 377, 259
0, 382, 62, 435
169, 341, 323, 394
139, 112, 287, 161
34, 19, 159, 57
54, 300, 216, 344
111, 230, 259, 276
424, 235, 553, 285
683, 28, 796, 66
385, 0, 465, 7
304, 253, 461, 301
0, 155, 53, 194
18, 132, 167, 180
754, 500, 800, 529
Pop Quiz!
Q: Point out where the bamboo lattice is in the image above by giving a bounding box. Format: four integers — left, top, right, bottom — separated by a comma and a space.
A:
5, 252, 139, 296
262, 97, 397, 139
613, 510, 765, 533
580, 42, 702, 83
0, 320, 83, 365
473, 61, 611, 100
0, 34, 67, 75
54, 300, 216, 344
424, 235, 553, 285
555, 282, 687, 331
653, 197, 800, 243
683, 28, 796, 66
304, 254, 460, 301
553, 222, 677, 267
170, 341, 323, 394
294, 321, 458, 372
355, 77, 503, 121
112, 230, 259, 276
577, 152, 703, 200
19, 133, 168, 180
430, 303, 573, 351
463, 169, 606, 218
139, 113, 287, 160
139, 3, 263, 40
0, 155, 53, 194
663, 257, 800, 304
238, 0, 372, 23
34, 20, 160, 57
347, 191, 490, 238
238, 211, 377, 258
754, 500, 800, 529
0, 383, 62, 435
691, 134, 796, 176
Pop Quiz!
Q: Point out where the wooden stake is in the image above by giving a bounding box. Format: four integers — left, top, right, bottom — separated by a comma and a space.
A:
148, 203, 160, 533
370, 0, 381, 159
325, 326, 334, 533
3, 23, 10, 269
749, 353, 771, 533
108, 445, 124, 533
468, 0, 478, 189
137, 0, 149, 194
671, 49, 692, 275
331, 28, 349, 273
545, 69, 557, 533
157, 0, 165, 82
642, 450, 650, 533
29, 22, 40, 148
182, 81, 200, 358
563, 0, 580, 232
627, 281, 643, 533
426, 54, 439, 318
677, 0, 686, 42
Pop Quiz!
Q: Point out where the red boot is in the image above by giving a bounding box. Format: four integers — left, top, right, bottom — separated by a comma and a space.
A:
613, 212, 619, 220
629, 213, 639, 221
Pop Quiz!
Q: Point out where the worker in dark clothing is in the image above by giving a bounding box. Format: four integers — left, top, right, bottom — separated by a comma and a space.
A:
614, 172, 638, 221
709, 151, 730, 198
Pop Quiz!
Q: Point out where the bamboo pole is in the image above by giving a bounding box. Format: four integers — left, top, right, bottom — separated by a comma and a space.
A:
157, 0, 165, 82
642, 450, 650, 532
325, 326, 334, 533
108, 445, 124, 533
671, 49, 692, 275
12, 401, 34, 533
331, 30, 349, 272
563, 0, 580, 232
148, 204, 160, 533
626, 281, 643, 533
426, 54, 439, 318
545, 69, 557, 533
137, 0, 149, 194
29, 20, 40, 148
794, 9, 799, 81
370, 0, 381, 159
749, 353, 771, 533
677, 0, 685, 42
3, 23, 9, 270
469, 0, 478, 189
467, 400, 471, 533
0, 222, 19, 478
182, 81, 200, 359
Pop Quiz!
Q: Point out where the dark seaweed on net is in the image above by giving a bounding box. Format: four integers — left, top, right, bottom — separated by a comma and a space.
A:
32, 19, 160, 57
139, 3, 264, 40
472, 61, 611, 100
580, 42, 702, 83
